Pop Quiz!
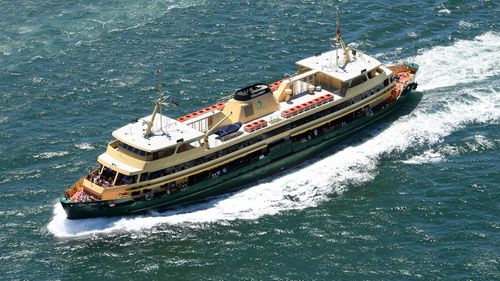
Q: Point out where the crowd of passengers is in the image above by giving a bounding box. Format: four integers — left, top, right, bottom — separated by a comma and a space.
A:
86, 167, 136, 187
73, 190, 97, 203
89, 174, 114, 187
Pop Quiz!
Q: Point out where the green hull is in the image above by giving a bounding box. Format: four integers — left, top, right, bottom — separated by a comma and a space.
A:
61, 84, 421, 219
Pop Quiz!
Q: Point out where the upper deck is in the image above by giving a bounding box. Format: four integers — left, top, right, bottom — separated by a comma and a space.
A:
102, 46, 392, 176
112, 114, 204, 153
296, 48, 381, 82
206, 85, 344, 148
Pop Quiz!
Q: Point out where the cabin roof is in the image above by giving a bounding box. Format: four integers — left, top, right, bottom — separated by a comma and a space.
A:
295, 49, 381, 82
112, 114, 204, 152
98, 153, 141, 174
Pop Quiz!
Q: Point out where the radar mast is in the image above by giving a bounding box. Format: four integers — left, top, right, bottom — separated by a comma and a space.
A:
332, 7, 351, 66
144, 70, 166, 137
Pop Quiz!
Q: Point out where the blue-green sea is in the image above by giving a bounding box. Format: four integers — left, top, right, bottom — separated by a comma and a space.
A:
0, 0, 499, 280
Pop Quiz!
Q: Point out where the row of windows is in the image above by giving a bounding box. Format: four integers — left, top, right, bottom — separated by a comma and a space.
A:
141, 82, 389, 182
119, 142, 151, 157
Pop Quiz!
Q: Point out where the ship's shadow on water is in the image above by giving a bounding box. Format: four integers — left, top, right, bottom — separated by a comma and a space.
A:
48, 92, 424, 238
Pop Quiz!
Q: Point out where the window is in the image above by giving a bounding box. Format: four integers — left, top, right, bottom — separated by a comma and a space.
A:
116, 173, 137, 185
177, 143, 194, 153
140, 173, 149, 182
350, 74, 368, 88
155, 147, 175, 159
118, 142, 151, 157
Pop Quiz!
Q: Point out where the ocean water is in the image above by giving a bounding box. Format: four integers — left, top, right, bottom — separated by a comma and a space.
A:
0, 0, 499, 280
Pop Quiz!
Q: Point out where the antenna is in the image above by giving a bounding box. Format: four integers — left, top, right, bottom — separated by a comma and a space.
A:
334, 6, 351, 65
144, 70, 166, 137
157, 70, 164, 131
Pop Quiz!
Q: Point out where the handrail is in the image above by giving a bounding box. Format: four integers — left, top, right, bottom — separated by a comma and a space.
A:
217, 94, 233, 105
65, 178, 84, 198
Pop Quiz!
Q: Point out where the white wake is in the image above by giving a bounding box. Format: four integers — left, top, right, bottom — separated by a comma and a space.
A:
415, 32, 500, 91
48, 32, 500, 237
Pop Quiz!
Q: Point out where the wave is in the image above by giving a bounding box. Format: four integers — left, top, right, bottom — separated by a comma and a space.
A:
75, 143, 94, 151
3, 0, 205, 59
33, 151, 69, 159
47, 32, 500, 237
0, 169, 42, 185
415, 32, 499, 91
402, 134, 498, 164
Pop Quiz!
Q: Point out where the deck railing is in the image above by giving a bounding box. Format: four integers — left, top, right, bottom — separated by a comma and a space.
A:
65, 178, 84, 198
217, 94, 233, 105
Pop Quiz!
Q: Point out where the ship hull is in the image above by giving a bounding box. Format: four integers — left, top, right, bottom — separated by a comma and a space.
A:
61, 86, 421, 219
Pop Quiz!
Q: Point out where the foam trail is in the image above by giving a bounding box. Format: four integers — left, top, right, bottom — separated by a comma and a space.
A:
48, 32, 500, 237
415, 32, 500, 91
402, 135, 498, 165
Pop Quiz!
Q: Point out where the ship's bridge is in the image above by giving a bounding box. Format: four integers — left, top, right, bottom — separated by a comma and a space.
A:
111, 114, 204, 153
95, 114, 204, 177
296, 48, 382, 82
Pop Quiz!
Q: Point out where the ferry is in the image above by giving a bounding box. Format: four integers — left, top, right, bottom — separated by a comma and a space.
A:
61, 10, 419, 219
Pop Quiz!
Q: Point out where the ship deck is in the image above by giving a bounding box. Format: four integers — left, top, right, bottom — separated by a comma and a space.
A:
206, 86, 343, 148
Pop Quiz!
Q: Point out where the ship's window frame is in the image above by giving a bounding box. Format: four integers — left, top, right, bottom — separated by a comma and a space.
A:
177, 143, 195, 154
368, 70, 377, 79
349, 74, 368, 88
384, 78, 389, 87
115, 173, 138, 185
101, 167, 117, 184
153, 146, 176, 160
140, 173, 149, 182
118, 142, 151, 157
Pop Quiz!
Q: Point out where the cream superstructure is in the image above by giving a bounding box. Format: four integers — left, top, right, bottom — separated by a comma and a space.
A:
74, 45, 397, 202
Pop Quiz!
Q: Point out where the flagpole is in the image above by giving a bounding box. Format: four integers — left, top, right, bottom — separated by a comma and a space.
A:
156, 70, 164, 131
336, 7, 340, 67
335, 7, 351, 65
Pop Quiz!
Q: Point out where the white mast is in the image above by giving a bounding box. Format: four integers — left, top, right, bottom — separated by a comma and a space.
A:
335, 7, 351, 65
144, 70, 166, 137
